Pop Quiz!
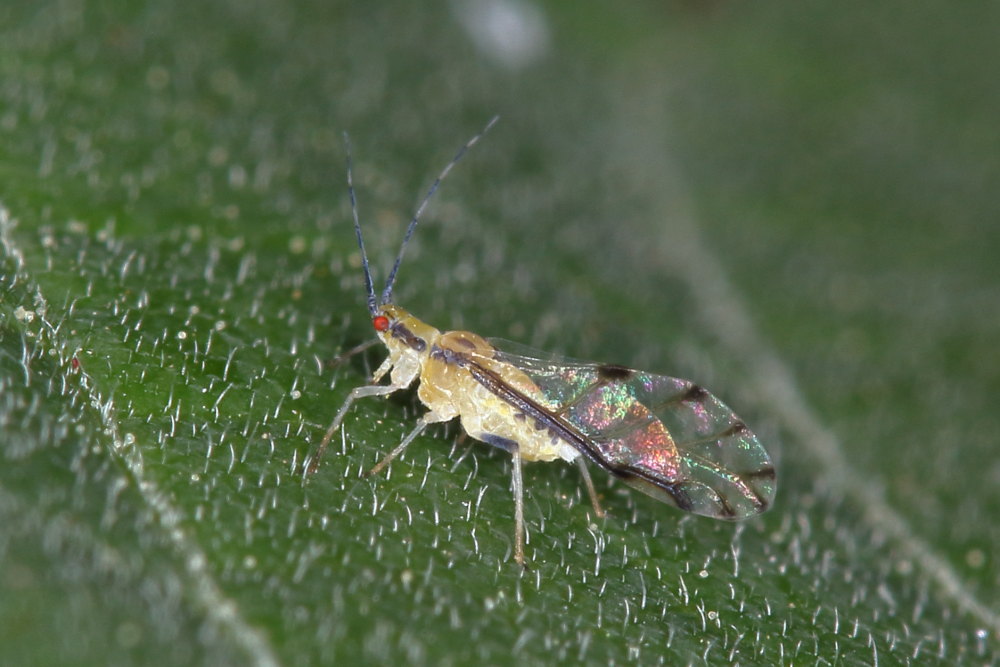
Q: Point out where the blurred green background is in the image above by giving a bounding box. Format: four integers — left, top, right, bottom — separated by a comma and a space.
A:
1, 0, 998, 664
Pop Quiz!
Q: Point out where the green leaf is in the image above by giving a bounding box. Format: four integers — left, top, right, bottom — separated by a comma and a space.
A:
2, 0, 997, 664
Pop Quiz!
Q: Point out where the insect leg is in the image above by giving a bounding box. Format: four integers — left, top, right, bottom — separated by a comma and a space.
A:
576, 459, 606, 518
306, 383, 403, 475
326, 338, 381, 370
370, 353, 395, 383
366, 406, 455, 477
479, 434, 526, 567
366, 418, 428, 477
510, 445, 525, 567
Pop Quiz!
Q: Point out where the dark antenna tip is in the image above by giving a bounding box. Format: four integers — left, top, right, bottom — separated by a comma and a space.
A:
379, 115, 501, 306
343, 131, 379, 316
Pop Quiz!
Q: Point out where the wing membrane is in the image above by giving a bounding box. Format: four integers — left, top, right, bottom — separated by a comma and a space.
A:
486, 339, 775, 519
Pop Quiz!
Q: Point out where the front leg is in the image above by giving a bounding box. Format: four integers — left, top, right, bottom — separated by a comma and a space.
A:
307, 348, 419, 476
306, 382, 403, 475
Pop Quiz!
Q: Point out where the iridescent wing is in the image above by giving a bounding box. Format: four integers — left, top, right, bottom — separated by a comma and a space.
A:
485, 339, 776, 519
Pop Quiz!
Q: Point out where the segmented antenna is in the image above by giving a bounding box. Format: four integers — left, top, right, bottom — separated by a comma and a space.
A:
379, 115, 500, 306
343, 132, 378, 316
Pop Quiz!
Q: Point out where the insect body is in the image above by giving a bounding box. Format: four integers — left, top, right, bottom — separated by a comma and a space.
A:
310, 118, 776, 565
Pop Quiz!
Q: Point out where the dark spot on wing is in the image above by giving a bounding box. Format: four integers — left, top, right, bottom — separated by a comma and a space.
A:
743, 466, 776, 481
720, 420, 748, 438
681, 384, 708, 402
662, 482, 694, 512
735, 466, 776, 510
611, 468, 694, 511
597, 364, 634, 382
713, 491, 737, 518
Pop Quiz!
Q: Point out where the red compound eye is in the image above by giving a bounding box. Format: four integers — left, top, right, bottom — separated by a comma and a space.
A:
372, 315, 390, 332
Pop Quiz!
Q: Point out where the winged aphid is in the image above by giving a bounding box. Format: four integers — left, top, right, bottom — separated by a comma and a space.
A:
309, 118, 775, 565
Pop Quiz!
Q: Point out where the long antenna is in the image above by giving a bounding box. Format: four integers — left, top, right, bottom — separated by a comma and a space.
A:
379, 115, 500, 306
343, 131, 378, 316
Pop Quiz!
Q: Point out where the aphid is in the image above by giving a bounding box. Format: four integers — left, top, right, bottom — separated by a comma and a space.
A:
309, 118, 776, 565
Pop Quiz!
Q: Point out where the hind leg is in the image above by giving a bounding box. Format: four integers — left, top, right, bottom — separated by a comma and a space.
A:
478, 433, 527, 567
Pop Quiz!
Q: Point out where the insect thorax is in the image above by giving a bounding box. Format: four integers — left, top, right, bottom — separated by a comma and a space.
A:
424, 330, 581, 464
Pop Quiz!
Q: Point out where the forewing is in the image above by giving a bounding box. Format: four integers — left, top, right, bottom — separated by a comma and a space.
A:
487, 339, 776, 519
